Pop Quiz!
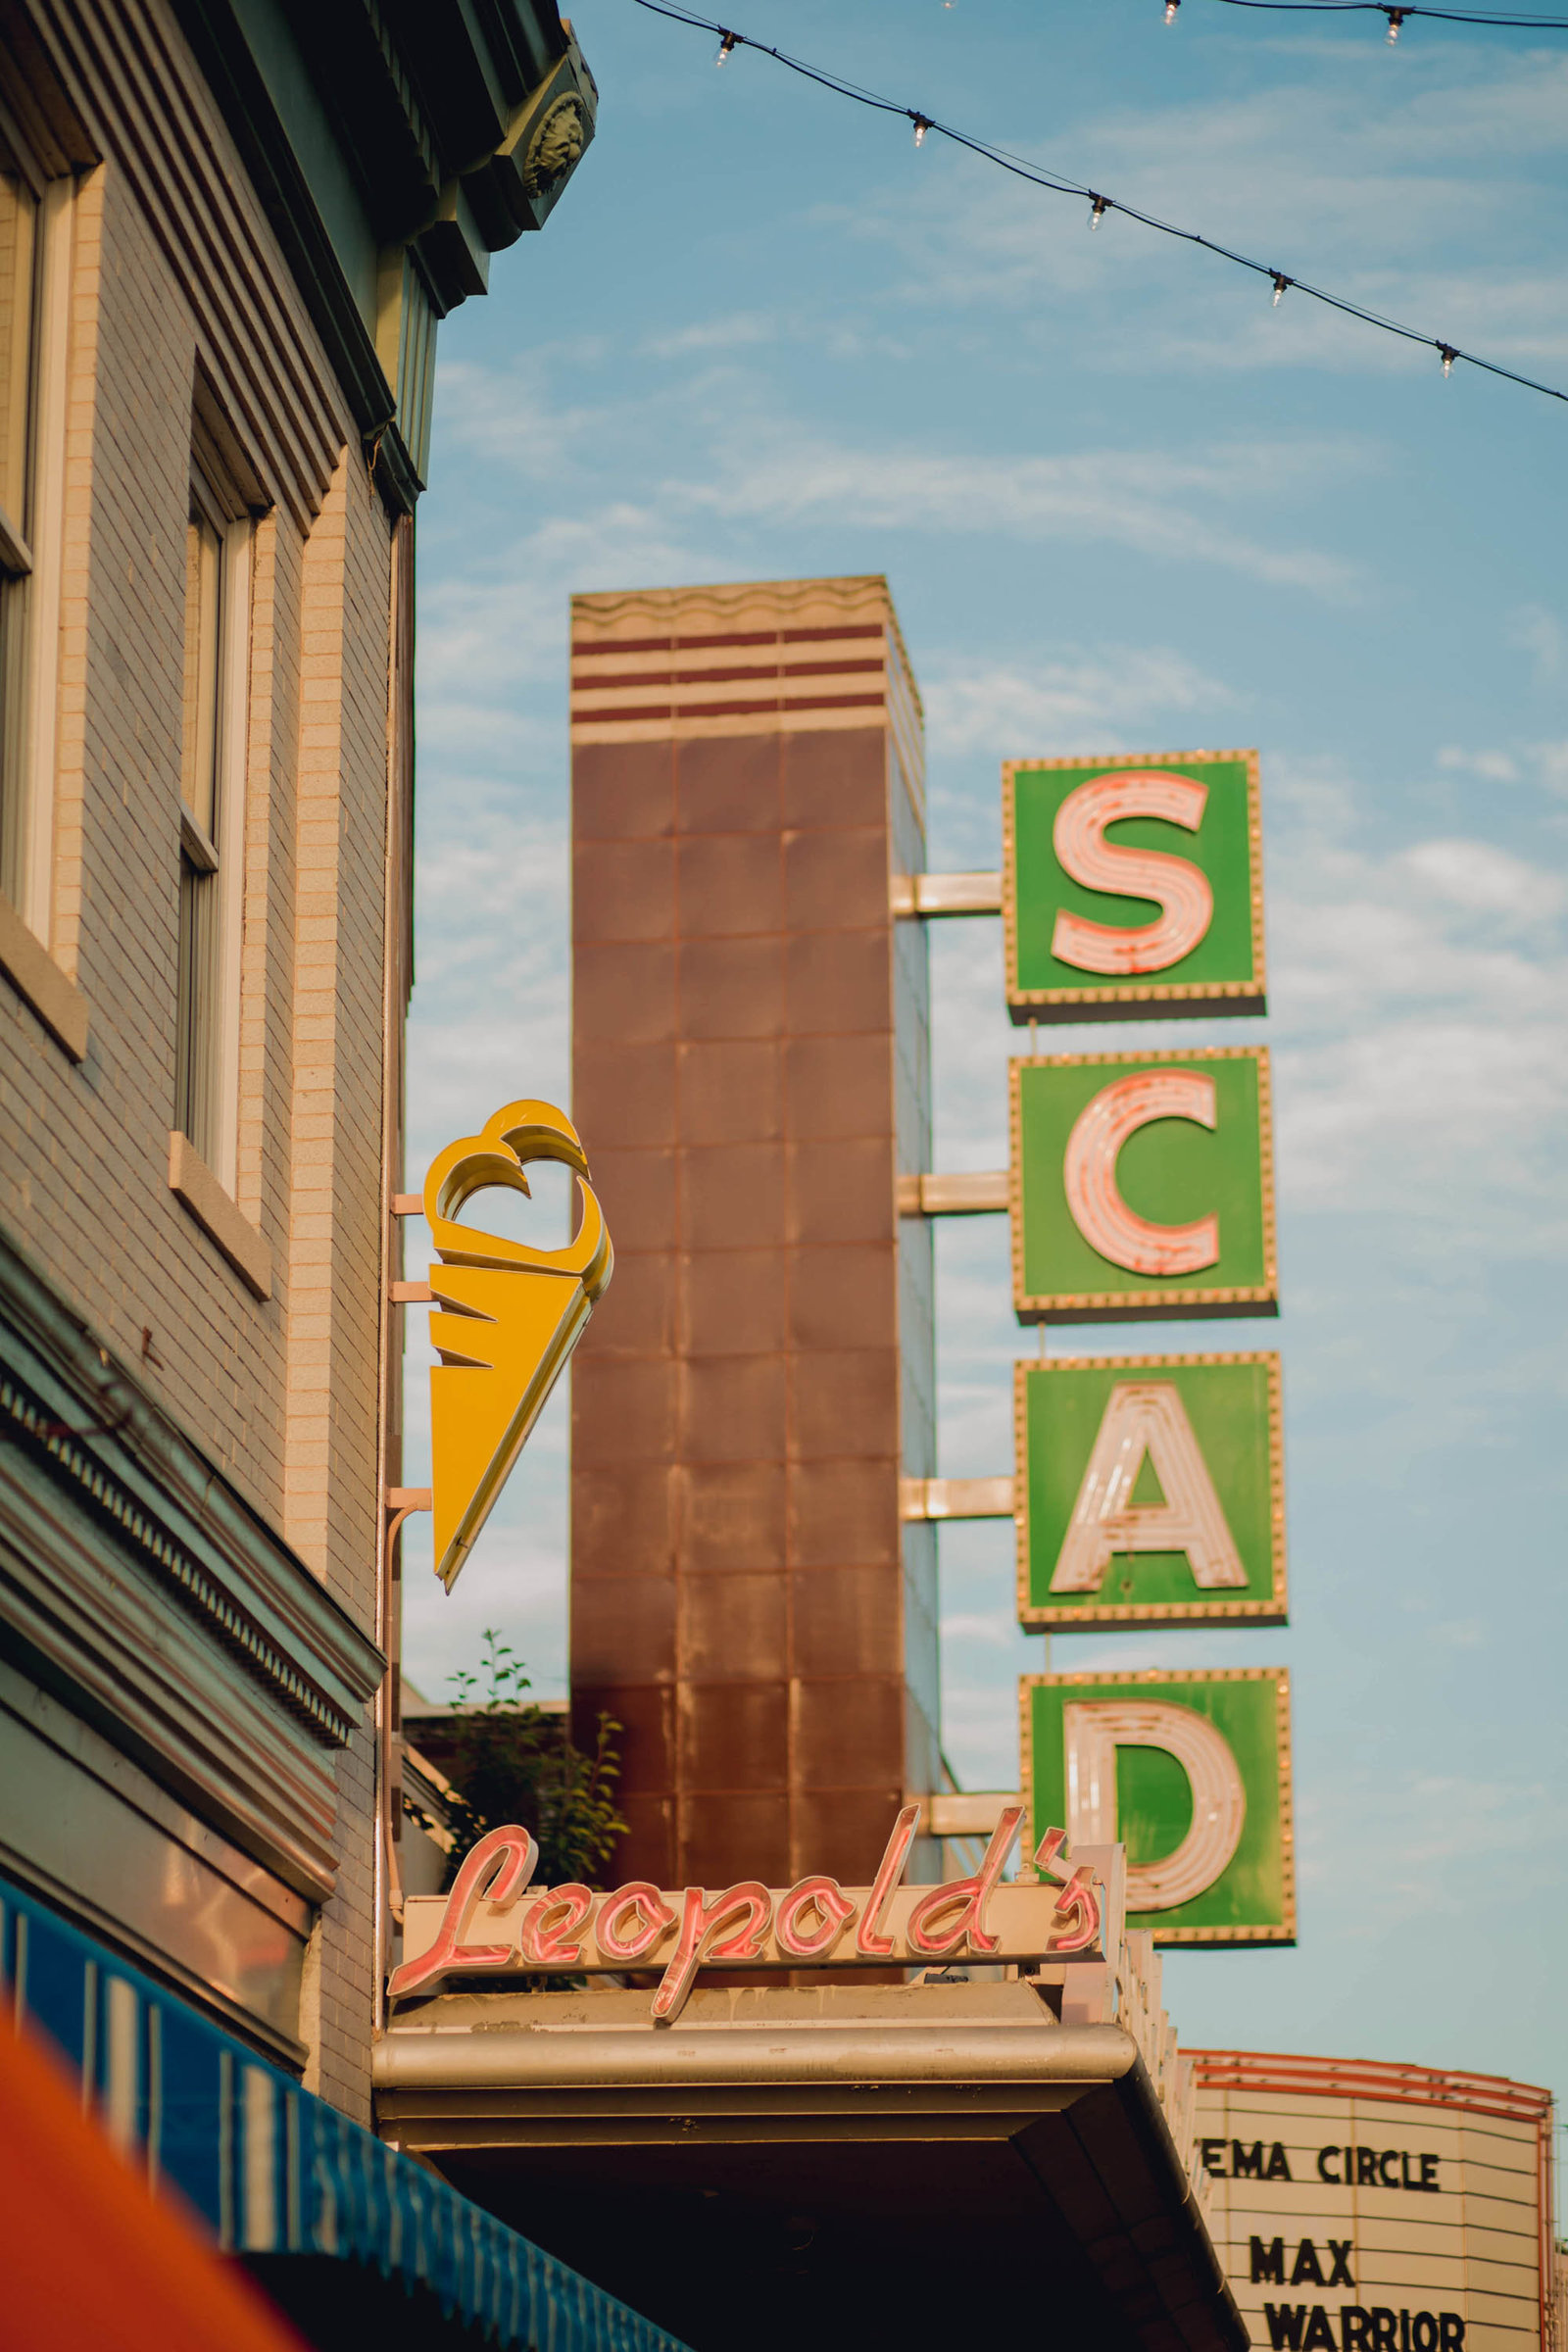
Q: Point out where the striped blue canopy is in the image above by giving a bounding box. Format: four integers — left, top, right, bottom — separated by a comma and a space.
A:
1, 1876, 689, 2352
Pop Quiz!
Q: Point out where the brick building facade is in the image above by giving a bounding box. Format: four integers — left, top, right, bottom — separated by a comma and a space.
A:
0, 0, 596, 2120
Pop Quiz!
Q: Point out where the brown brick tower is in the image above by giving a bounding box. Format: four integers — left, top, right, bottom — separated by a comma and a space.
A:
568, 576, 940, 1889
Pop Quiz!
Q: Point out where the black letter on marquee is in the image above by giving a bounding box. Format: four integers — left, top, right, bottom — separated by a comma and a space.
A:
1252, 2238, 1287, 2285
1233, 2140, 1265, 2180
1264, 2307, 1306, 2350
1342, 2312, 1371, 2351
1439, 2320, 1464, 2351
1328, 2240, 1355, 2289
1356, 2150, 1379, 2187
1379, 2151, 1399, 2188
1370, 2311, 1398, 2351
1421, 2156, 1441, 2192
1318, 2147, 1343, 2184
1304, 2311, 1337, 2351
1267, 2142, 1294, 2180
1201, 2137, 1228, 2176
1293, 2242, 1327, 2287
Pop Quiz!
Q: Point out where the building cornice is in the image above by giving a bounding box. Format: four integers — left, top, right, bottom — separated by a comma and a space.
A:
0, 1228, 383, 1897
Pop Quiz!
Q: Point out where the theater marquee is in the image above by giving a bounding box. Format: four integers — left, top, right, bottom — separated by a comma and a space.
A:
1190, 2050, 1555, 2352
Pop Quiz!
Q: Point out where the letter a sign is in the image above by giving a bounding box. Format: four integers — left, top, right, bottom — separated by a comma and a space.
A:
1010, 1047, 1277, 1322
1015, 1354, 1286, 1629
1003, 749, 1264, 1023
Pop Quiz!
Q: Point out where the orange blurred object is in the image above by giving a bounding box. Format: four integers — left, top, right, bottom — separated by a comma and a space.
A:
0, 2008, 306, 2352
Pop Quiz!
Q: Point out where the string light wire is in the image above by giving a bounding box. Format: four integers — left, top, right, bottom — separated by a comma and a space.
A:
630, 0, 1568, 408
1200, 0, 1568, 25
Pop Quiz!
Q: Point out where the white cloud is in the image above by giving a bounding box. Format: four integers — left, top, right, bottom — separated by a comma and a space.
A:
1298, 1768, 1568, 1932
1437, 746, 1519, 783
1399, 836, 1562, 922
923, 646, 1239, 757
940, 1611, 1014, 1647
1510, 606, 1568, 684
642, 311, 779, 358
679, 430, 1363, 595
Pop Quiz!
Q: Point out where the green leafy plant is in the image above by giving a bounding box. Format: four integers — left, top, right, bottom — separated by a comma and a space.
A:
433, 1629, 626, 1892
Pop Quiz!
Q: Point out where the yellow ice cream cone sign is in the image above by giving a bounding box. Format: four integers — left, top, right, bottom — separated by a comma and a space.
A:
421, 1100, 612, 1590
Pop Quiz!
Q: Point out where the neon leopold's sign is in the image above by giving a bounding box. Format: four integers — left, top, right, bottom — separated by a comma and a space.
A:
389, 1805, 1103, 2024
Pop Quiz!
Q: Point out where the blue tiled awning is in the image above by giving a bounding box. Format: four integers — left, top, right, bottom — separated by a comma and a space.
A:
1, 1878, 690, 2352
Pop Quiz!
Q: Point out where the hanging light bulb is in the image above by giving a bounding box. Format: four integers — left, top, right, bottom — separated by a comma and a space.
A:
1271, 273, 1291, 307
1385, 8, 1406, 39
715, 28, 738, 63
1440, 344, 1456, 378
1088, 194, 1109, 230
911, 114, 932, 147
1164, 0, 1180, 21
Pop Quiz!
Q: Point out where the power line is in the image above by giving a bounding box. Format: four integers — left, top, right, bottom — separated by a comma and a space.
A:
631, 0, 1568, 409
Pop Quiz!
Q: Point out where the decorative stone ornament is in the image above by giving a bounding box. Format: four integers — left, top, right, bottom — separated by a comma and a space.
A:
522, 95, 587, 196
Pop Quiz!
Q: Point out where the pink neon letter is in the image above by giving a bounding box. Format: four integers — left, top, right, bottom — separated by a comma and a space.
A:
855, 1804, 922, 1958
1062, 1070, 1219, 1277
519, 1884, 594, 1966
1034, 1827, 1102, 1955
906, 1804, 1024, 1959
595, 1882, 676, 1964
775, 1877, 858, 1960
652, 1884, 773, 2024
1051, 770, 1212, 976
387, 1825, 537, 1998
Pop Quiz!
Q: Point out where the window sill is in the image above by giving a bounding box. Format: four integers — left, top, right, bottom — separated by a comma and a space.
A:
0, 891, 88, 1061
168, 1131, 272, 1299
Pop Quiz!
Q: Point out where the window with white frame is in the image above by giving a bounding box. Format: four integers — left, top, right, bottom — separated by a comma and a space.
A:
0, 164, 72, 933
175, 440, 252, 1183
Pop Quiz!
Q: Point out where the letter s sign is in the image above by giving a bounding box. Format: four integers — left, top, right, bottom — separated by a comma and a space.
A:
1051, 770, 1213, 976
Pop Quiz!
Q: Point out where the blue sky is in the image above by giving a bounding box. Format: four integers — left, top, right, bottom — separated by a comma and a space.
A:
398, 1, 1568, 2107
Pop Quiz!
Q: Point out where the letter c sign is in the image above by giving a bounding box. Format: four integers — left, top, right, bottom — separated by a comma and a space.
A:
1063, 1070, 1218, 1278
1010, 1048, 1276, 1321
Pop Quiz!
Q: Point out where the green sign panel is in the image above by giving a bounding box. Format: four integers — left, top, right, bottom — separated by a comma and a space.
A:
1015, 1352, 1286, 1630
1010, 1046, 1277, 1323
1003, 750, 1265, 1024
1022, 1668, 1295, 1945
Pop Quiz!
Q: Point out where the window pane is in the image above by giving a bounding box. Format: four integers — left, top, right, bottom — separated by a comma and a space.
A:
180, 508, 221, 840
0, 173, 36, 536
0, 572, 26, 901
175, 851, 218, 1157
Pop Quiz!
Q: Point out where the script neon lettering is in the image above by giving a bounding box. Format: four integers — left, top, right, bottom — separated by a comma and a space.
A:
518, 1884, 593, 1967
594, 1882, 676, 1963
1050, 769, 1213, 977
1033, 1826, 1102, 1953
775, 1876, 858, 1960
855, 1803, 921, 1958
652, 1884, 773, 2025
386, 1824, 538, 1998
906, 1804, 1024, 1959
